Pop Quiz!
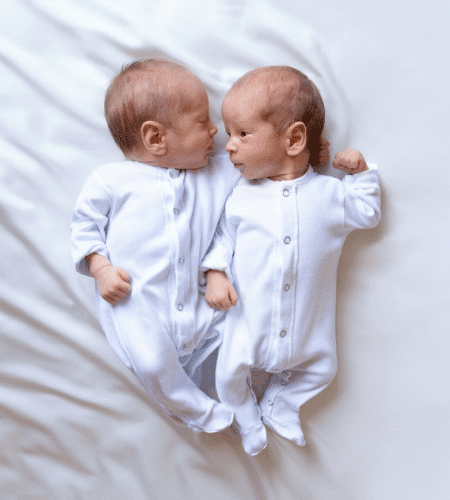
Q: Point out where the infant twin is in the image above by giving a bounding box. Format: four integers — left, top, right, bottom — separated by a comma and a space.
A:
71, 59, 381, 456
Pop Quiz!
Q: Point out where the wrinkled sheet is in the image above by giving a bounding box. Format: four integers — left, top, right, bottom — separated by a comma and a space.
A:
1, 1, 449, 498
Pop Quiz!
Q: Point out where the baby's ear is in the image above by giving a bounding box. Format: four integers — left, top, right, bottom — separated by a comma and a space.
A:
286, 122, 307, 156
141, 121, 167, 155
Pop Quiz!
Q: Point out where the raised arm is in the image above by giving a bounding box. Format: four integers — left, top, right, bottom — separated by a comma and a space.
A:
332, 149, 381, 230
332, 148, 369, 174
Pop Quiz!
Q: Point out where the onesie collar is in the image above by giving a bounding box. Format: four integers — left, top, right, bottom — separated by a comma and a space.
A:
257, 165, 316, 189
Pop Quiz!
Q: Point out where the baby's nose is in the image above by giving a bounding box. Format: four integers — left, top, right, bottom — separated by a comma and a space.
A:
210, 122, 218, 136
225, 138, 236, 152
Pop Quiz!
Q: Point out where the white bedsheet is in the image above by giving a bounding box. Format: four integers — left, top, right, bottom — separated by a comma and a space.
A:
1, 1, 449, 498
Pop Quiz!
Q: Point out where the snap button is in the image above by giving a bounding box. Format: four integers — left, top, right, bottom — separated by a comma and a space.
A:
280, 330, 287, 338
283, 189, 290, 197
177, 303, 184, 311
267, 400, 273, 406
284, 236, 291, 244
179, 256, 185, 265
173, 208, 180, 215
284, 284, 290, 291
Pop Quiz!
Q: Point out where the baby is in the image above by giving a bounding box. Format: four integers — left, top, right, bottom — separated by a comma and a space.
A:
202, 66, 381, 455
71, 59, 242, 433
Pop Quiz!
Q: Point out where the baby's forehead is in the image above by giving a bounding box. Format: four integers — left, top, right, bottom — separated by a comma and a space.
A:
223, 83, 268, 116
226, 68, 298, 107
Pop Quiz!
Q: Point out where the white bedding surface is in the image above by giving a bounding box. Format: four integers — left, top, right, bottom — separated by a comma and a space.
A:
1, 1, 449, 498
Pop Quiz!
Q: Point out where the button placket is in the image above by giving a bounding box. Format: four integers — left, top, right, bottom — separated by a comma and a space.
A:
276, 183, 297, 364
170, 169, 191, 341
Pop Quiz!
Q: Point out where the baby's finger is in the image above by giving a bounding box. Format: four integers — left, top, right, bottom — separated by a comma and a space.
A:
216, 298, 230, 310
332, 158, 354, 172
117, 268, 131, 282
102, 292, 119, 304
206, 298, 220, 310
229, 289, 238, 306
116, 280, 131, 294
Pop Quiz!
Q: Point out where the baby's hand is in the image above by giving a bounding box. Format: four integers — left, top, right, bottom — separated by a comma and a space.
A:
332, 148, 369, 174
205, 270, 238, 310
95, 265, 131, 304
318, 137, 330, 168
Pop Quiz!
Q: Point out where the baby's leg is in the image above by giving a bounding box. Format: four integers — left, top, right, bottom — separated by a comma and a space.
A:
216, 356, 267, 455
260, 356, 337, 446
100, 302, 233, 433
131, 333, 236, 433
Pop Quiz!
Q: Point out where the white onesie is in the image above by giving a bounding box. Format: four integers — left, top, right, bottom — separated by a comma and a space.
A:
71, 155, 240, 432
202, 165, 381, 453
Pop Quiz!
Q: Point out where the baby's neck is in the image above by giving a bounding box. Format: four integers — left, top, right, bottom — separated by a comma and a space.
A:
268, 158, 309, 181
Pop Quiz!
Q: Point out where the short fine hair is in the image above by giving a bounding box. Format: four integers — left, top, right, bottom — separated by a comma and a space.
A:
228, 66, 325, 167
104, 59, 201, 154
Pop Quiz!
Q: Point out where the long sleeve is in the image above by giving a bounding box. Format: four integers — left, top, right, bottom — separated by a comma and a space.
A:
70, 161, 236, 432
342, 164, 381, 232
201, 207, 237, 283
71, 172, 111, 276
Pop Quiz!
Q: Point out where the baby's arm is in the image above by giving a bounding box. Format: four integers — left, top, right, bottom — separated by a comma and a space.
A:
332, 148, 369, 174
205, 270, 238, 310
85, 252, 130, 304
333, 148, 381, 230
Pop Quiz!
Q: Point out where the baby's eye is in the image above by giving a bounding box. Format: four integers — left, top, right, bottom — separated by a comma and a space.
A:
240, 131, 247, 137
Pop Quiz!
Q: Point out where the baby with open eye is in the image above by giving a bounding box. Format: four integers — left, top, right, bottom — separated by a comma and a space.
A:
203, 65, 381, 455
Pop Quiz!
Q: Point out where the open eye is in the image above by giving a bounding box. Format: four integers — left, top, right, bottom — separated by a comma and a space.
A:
240, 131, 247, 137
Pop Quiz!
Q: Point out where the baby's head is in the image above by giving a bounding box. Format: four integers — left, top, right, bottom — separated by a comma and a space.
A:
105, 59, 217, 169
222, 66, 325, 180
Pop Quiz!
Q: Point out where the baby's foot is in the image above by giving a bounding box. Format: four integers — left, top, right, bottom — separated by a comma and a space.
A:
262, 417, 305, 446
180, 402, 233, 433
240, 422, 267, 456
200, 403, 234, 433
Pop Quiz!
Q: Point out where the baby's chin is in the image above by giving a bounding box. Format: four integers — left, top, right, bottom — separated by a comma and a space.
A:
202, 152, 214, 168
188, 153, 213, 170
